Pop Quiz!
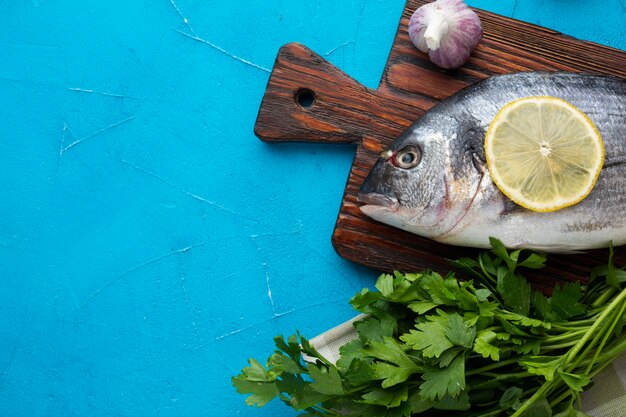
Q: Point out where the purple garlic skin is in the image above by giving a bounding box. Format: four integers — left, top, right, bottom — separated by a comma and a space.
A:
408, 0, 483, 69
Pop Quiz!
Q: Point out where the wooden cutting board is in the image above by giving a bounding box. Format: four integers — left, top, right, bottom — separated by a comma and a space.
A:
254, 0, 626, 290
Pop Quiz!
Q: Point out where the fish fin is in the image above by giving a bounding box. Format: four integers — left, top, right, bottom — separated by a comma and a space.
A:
457, 115, 486, 157
456, 114, 488, 174
472, 152, 486, 174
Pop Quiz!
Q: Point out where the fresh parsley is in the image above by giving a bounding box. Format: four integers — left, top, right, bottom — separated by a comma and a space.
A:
233, 240, 626, 416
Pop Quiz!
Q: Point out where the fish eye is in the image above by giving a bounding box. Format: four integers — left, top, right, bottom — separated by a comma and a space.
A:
395, 146, 421, 169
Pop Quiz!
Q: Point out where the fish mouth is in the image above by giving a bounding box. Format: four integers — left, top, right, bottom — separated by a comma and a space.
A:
357, 192, 399, 211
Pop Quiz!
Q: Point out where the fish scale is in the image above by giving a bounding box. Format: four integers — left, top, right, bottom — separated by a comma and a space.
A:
358, 72, 626, 252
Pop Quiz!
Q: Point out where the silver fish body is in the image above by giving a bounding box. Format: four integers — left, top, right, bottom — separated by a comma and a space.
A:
357, 72, 626, 252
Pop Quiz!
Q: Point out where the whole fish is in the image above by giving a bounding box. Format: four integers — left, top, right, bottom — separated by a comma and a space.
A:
357, 72, 626, 252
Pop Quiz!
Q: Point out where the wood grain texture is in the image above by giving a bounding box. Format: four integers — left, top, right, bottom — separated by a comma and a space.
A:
254, 0, 626, 287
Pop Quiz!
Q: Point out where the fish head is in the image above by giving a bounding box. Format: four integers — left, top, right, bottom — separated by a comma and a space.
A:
357, 114, 486, 240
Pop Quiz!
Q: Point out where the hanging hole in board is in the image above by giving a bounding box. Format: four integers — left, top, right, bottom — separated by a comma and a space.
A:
294, 88, 316, 109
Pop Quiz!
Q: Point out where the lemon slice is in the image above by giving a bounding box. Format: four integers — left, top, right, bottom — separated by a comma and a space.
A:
484, 96, 604, 212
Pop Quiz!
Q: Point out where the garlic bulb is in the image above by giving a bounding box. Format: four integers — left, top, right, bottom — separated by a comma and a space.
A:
408, 0, 483, 69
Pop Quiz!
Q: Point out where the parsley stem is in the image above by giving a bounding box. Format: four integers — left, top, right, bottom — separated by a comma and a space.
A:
510, 379, 554, 417
549, 317, 599, 330
478, 255, 496, 286
539, 340, 578, 351
475, 409, 507, 417
548, 387, 573, 408
469, 372, 534, 390
513, 288, 626, 417
545, 354, 622, 411
586, 342, 626, 378
563, 287, 626, 366
583, 297, 626, 375
465, 357, 519, 375
573, 335, 626, 371
595, 334, 626, 360
480, 371, 533, 379
541, 328, 587, 343
591, 287, 617, 308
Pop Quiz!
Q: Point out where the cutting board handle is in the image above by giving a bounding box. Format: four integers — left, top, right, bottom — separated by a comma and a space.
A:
254, 43, 416, 146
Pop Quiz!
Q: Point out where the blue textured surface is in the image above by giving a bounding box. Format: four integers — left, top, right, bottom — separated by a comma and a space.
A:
0, 1, 624, 416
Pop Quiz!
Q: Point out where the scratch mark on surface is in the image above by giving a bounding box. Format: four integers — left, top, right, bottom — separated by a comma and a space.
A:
211, 308, 296, 342
203, 298, 346, 347
251, 235, 276, 315
81, 242, 205, 307
216, 268, 255, 281
60, 116, 136, 155
264, 263, 275, 312
67, 87, 143, 100
322, 41, 356, 57
175, 30, 271, 73
119, 159, 241, 216
511, 0, 519, 17
58, 122, 72, 156
168, 0, 198, 37
211, 322, 261, 342
354, 0, 367, 44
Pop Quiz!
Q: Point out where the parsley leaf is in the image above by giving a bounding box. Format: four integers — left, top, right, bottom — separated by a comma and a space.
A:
498, 269, 531, 316
490, 237, 515, 271
342, 358, 373, 388
239, 358, 274, 381
436, 347, 464, 367
514, 339, 542, 355
355, 316, 396, 343
446, 313, 476, 348
336, 338, 364, 370
363, 337, 420, 388
558, 370, 590, 392
231, 358, 280, 406
519, 356, 562, 381
419, 353, 466, 400
360, 385, 408, 408
408, 300, 439, 314
590, 244, 626, 289
232, 375, 279, 407
473, 330, 501, 361
419, 273, 459, 307
518, 252, 547, 269
375, 273, 395, 297
553, 401, 592, 417
498, 311, 549, 329
275, 334, 305, 366
400, 314, 454, 358
532, 291, 553, 321
308, 364, 344, 396
521, 397, 553, 417
350, 288, 384, 313
269, 353, 301, 374
234, 242, 626, 417
550, 283, 587, 320
433, 392, 471, 411
499, 386, 524, 410
277, 373, 328, 410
